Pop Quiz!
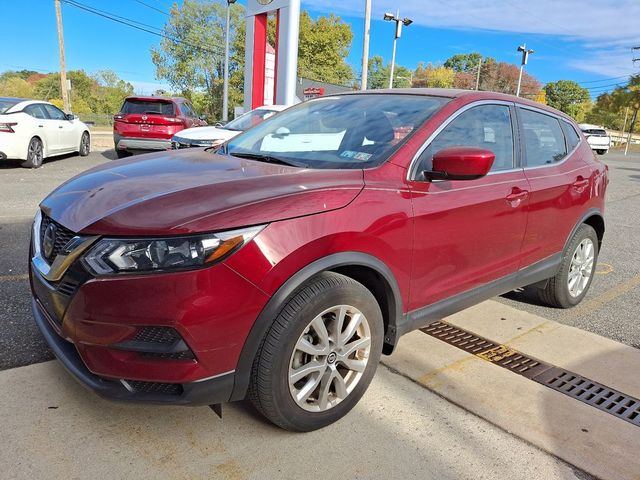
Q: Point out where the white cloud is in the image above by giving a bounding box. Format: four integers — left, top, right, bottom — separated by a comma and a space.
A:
304, 0, 640, 77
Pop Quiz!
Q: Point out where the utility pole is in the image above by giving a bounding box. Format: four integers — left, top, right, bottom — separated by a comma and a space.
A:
54, 0, 71, 113
475, 57, 482, 90
360, 0, 372, 90
222, 0, 237, 122
624, 108, 637, 156
383, 11, 413, 89
516, 44, 534, 97
621, 106, 630, 145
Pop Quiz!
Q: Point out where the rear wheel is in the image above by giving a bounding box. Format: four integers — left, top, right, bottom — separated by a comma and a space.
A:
596, 150, 607, 155
249, 272, 383, 431
115, 149, 131, 159
21, 137, 44, 168
538, 224, 598, 308
79, 132, 90, 156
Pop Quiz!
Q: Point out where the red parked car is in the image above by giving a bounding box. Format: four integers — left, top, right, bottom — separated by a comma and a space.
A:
30, 89, 607, 431
113, 96, 206, 158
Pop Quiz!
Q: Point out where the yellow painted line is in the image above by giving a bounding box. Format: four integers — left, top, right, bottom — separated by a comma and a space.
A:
0, 274, 29, 282
595, 262, 614, 275
564, 273, 640, 320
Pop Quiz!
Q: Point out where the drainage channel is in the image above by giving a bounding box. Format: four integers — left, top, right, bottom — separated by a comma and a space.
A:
421, 321, 640, 427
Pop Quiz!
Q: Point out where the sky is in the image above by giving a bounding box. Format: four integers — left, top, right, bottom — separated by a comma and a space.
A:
2, 0, 639, 97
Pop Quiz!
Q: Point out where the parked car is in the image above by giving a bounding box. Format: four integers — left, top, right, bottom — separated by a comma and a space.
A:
0, 97, 90, 168
171, 105, 288, 149
578, 124, 610, 155
30, 89, 608, 432
113, 96, 206, 158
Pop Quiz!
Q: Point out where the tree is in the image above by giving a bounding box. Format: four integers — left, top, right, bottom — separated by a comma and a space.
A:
151, 0, 244, 120
0, 77, 34, 98
297, 11, 354, 85
413, 63, 455, 88
544, 80, 592, 122
367, 56, 411, 89
444, 52, 495, 73
480, 61, 541, 97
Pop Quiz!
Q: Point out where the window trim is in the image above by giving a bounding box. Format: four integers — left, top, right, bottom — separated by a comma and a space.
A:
515, 105, 583, 171
407, 100, 518, 181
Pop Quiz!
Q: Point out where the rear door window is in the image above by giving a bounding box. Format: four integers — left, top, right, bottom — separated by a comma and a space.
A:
25, 104, 49, 119
121, 99, 175, 116
561, 121, 581, 152
519, 108, 567, 167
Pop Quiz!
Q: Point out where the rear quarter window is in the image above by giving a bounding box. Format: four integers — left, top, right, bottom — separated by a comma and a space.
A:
519, 108, 567, 167
561, 121, 581, 152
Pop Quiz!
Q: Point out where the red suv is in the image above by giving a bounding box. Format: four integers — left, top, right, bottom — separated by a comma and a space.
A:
30, 90, 608, 431
113, 96, 205, 158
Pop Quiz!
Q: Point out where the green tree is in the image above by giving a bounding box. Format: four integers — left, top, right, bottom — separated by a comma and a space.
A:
297, 11, 354, 84
367, 56, 411, 89
151, 0, 244, 120
444, 52, 494, 73
544, 80, 592, 122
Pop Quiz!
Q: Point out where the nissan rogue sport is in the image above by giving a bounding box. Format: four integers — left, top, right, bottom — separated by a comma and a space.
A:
30, 89, 608, 432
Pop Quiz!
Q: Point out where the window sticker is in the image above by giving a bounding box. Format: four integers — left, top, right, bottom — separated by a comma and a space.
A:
340, 150, 372, 161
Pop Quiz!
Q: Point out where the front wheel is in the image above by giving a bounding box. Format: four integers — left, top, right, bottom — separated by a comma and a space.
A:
21, 137, 44, 168
538, 224, 598, 308
79, 132, 90, 156
249, 272, 383, 431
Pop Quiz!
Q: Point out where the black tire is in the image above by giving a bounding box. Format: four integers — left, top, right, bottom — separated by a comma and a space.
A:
115, 149, 130, 159
249, 272, 383, 432
596, 150, 606, 155
21, 137, 44, 168
538, 224, 599, 308
79, 132, 90, 156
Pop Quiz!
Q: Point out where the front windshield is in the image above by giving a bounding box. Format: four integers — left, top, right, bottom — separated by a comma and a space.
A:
224, 109, 279, 131
226, 94, 448, 169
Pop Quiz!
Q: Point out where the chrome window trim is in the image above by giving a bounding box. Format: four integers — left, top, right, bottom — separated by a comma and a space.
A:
407, 100, 517, 181
31, 210, 100, 282
516, 105, 583, 171
407, 100, 585, 181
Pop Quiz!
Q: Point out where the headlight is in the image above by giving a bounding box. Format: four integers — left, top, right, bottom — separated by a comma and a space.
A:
82, 225, 265, 275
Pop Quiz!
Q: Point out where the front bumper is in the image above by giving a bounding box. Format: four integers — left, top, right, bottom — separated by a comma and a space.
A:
32, 297, 234, 405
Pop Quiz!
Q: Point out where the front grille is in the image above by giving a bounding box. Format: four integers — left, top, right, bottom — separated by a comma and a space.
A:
57, 279, 81, 297
139, 350, 195, 360
132, 327, 182, 345
126, 380, 184, 396
40, 214, 76, 262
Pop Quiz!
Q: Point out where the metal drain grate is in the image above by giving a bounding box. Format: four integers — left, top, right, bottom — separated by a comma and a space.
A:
422, 321, 640, 427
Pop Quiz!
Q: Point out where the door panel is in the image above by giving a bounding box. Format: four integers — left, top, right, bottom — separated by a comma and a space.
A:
407, 103, 529, 311
409, 172, 529, 310
517, 108, 593, 267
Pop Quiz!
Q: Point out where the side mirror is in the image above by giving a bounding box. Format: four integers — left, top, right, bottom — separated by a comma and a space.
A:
421, 147, 495, 181
198, 114, 207, 121
65, 113, 77, 121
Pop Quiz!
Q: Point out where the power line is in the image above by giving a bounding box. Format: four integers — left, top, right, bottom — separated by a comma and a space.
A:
578, 74, 633, 84
61, 0, 226, 57
584, 82, 628, 91
132, 0, 170, 16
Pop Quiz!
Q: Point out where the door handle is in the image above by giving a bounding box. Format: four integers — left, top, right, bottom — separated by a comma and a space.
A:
572, 177, 589, 189
506, 187, 529, 207
58, 125, 64, 129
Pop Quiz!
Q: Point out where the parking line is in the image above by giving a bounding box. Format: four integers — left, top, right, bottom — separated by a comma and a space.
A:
0, 274, 29, 282
564, 274, 640, 320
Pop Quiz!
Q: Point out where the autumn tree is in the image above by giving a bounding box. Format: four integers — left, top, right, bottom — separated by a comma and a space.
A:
413, 63, 455, 88
367, 56, 412, 89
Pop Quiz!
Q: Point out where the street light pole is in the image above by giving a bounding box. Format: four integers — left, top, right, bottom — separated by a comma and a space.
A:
222, 0, 237, 122
384, 11, 413, 89
516, 44, 534, 97
361, 0, 371, 90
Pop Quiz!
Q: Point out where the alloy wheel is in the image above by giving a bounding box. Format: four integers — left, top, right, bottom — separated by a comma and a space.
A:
568, 238, 595, 297
28, 139, 43, 166
288, 305, 371, 412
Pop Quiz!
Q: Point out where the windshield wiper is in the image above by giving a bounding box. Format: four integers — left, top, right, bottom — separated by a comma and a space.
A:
229, 152, 304, 168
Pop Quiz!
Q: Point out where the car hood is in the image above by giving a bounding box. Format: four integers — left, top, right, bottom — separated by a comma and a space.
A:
175, 126, 239, 141
40, 149, 364, 236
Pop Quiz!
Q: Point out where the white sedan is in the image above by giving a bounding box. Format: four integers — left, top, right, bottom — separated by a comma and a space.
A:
0, 97, 91, 168
171, 105, 288, 149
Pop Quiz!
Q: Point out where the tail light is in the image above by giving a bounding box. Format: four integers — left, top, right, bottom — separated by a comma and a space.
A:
113, 114, 125, 122
0, 122, 17, 133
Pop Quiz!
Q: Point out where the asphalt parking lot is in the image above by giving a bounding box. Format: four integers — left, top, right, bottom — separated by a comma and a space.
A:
1, 147, 639, 479
1, 148, 638, 370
